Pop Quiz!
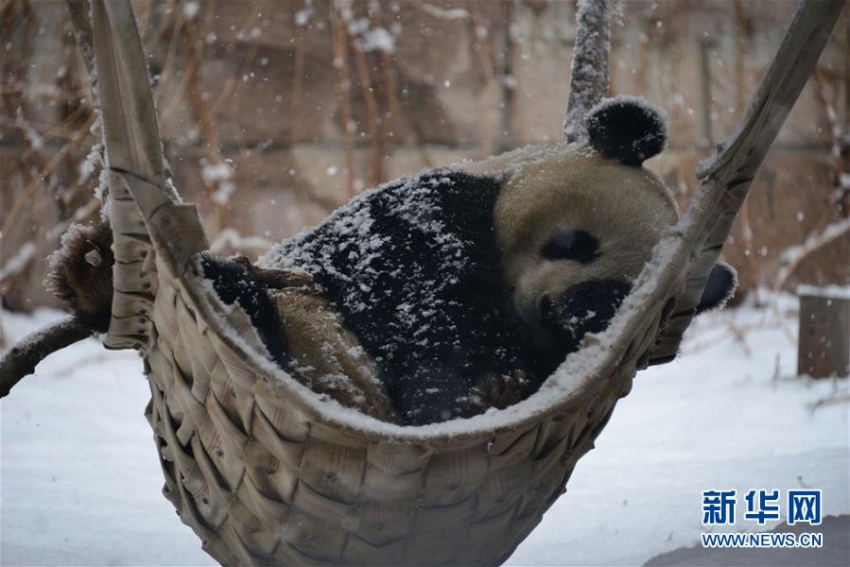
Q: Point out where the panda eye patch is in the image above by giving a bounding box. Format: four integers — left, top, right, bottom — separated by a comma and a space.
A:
541, 230, 599, 263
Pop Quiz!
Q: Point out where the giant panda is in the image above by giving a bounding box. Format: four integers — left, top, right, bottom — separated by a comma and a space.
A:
257, 96, 735, 425
48, 96, 735, 426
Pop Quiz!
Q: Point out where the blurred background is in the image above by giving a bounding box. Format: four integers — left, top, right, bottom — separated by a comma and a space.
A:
1, 0, 849, 318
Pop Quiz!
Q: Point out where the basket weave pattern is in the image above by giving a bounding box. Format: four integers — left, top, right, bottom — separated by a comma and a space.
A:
138, 259, 640, 565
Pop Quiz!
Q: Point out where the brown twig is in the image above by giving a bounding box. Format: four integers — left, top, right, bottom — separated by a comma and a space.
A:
0, 113, 97, 241
468, 1, 500, 158
65, 0, 95, 76
376, 37, 401, 157
348, 25, 384, 186
0, 317, 94, 398
180, 2, 232, 234
332, 4, 358, 197
290, 0, 306, 149
288, 0, 314, 215
812, 66, 849, 215
501, 0, 523, 149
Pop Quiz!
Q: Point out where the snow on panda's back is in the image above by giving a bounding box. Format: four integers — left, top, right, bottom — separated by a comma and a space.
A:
259, 167, 528, 424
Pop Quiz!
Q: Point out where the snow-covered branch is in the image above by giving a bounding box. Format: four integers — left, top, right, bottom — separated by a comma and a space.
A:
417, 4, 470, 21
0, 317, 93, 398
565, 0, 610, 142
773, 216, 850, 292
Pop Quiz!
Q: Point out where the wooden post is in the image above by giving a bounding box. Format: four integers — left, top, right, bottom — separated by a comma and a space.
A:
797, 285, 850, 379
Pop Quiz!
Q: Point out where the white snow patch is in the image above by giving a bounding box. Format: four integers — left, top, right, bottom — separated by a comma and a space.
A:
358, 26, 395, 53
295, 0, 314, 27
419, 4, 470, 20
201, 161, 233, 184
211, 182, 236, 206
797, 284, 850, 300
78, 142, 104, 184
201, 160, 236, 206
182, 1, 200, 21
93, 166, 110, 215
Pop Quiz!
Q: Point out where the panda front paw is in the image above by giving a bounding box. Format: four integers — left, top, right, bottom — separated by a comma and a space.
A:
464, 370, 535, 415
47, 219, 115, 333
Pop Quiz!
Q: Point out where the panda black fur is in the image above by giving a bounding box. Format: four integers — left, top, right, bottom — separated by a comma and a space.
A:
197, 253, 290, 368
261, 170, 535, 424
47, 220, 116, 333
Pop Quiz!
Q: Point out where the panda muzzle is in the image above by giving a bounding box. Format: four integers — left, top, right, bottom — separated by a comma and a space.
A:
540, 279, 633, 354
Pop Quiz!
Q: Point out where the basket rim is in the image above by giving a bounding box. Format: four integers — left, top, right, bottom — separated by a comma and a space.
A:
168, 221, 688, 447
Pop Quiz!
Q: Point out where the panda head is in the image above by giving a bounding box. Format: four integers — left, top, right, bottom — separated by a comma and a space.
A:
462, 96, 678, 356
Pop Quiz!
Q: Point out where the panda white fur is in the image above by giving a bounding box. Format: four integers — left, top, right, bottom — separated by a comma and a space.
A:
257, 96, 736, 425
49, 96, 735, 426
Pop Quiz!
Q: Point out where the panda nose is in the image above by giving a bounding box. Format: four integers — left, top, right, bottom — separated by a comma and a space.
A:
542, 279, 633, 345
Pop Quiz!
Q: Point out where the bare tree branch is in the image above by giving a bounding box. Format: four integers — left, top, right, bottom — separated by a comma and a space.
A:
0, 317, 93, 398
65, 0, 95, 76
565, 0, 610, 142
773, 216, 850, 293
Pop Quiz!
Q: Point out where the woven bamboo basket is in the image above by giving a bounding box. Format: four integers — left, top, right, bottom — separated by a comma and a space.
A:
83, 0, 841, 564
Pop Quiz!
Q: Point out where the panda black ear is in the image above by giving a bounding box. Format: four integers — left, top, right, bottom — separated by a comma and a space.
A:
585, 96, 668, 167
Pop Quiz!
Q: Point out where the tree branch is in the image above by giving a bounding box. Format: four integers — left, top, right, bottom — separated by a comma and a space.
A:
565, 0, 610, 142
0, 316, 93, 398
65, 0, 95, 77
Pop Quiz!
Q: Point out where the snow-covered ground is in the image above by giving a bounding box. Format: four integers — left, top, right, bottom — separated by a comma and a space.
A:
1, 292, 847, 566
